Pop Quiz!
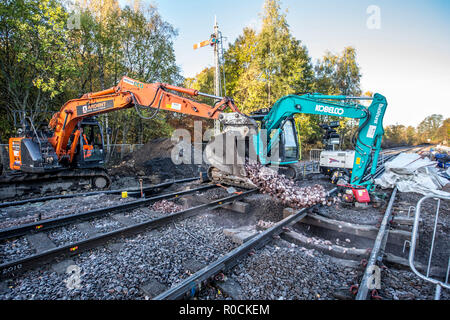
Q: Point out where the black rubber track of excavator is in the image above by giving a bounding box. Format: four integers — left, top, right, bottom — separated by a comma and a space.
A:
0, 187, 257, 279
0, 167, 112, 202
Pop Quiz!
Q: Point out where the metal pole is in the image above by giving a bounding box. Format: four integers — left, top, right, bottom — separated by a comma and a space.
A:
213, 17, 221, 135
427, 199, 440, 277
105, 114, 110, 154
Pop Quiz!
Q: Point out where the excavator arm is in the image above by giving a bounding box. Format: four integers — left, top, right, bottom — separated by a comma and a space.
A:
47, 76, 242, 163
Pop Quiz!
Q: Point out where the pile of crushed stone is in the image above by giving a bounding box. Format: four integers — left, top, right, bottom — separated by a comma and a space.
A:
245, 163, 327, 209
151, 200, 183, 214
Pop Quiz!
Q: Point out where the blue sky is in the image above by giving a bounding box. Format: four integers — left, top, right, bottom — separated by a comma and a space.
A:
129, 0, 450, 127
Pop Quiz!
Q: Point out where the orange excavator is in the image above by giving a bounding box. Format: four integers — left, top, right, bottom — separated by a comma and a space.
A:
3, 76, 254, 199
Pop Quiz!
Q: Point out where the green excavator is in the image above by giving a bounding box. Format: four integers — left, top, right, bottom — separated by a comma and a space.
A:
205, 93, 388, 198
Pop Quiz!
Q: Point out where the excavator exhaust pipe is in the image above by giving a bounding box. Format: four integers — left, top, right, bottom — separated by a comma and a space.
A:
205, 113, 258, 189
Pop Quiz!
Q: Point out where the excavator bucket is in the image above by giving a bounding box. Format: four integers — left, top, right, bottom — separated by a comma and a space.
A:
205, 113, 258, 189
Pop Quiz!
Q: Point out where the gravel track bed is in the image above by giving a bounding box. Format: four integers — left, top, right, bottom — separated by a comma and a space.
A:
381, 267, 450, 300
124, 208, 164, 223
46, 226, 89, 247
0, 186, 228, 268
392, 191, 449, 268
213, 239, 357, 300
200, 236, 449, 300
0, 238, 35, 264
316, 201, 385, 225
0, 187, 273, 300
2, 178, 446, 300
91, 217, 122, 234
213, 193, 285, 228
0, 194, 135, 230
0, 212, 237, 300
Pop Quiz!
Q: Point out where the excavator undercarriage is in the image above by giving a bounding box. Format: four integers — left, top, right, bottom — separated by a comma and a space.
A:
0, 167, 110, 200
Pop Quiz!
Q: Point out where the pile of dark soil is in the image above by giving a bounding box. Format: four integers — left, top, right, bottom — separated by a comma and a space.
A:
109, 138, 207, 182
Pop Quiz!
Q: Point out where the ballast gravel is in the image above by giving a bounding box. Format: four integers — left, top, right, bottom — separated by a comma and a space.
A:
0, 212, 237, 300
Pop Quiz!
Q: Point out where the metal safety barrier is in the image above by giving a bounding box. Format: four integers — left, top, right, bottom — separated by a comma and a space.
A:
409, 194, 450, 300
308, 149, 323, 174
309, 148, 323, 162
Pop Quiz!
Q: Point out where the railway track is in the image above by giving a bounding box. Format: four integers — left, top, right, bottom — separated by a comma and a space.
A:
355, 187, 398, 300
1, 181, 446, 299
0, 178, 334, 299
1, 144, 445, 300
152, 181, 446, 300
154, 188, 338, 300
0, 183, 215, 241
0, 183, 256, 279
0, 176, 202, 208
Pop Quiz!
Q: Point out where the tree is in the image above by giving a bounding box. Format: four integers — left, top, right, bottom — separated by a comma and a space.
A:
435, 118, 449, 145
184, 67, 215, 104
0, 0, 182, 145
0, 0, 72, 137
314, 47, 362, 96
186, 0, 364, 155
223, 27, 257, 99
383, 124, 407, 147
405, 126, 417, 145
417, 114, 443, 143
218, 0, 314, 114
256, 0, 313, 106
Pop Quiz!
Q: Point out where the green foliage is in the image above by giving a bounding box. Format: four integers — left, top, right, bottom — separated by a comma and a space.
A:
184, 67, 215, 104
314, 47, 361, 96
0, 0, 181, 144
383, 124, 407, 147
227, 0, 313, 114
0, 0, 72, 131
417, 114, 443, 143
1, 0, 446, 156
382, 116, 449, 147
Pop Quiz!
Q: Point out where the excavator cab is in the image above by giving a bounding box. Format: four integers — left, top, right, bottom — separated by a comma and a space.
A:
74, 118, 105, 167
69, 118, 106, 168
250, 111, 300, 165
278, 118, 300, 163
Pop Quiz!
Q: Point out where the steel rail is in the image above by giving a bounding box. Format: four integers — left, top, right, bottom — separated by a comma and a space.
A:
153, 187, 338, 300
362, 154, 397, 182
363, 145, 431, 182
0, 176, 201, 208
356, 187, 397, 300
0, 188, 257, 278
0, 184, 215, 241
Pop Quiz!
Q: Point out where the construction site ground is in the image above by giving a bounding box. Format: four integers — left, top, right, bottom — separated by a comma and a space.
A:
0, 141, 448, 300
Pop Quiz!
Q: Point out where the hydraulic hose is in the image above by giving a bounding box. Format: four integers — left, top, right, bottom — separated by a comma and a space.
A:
129, 87, 163, 120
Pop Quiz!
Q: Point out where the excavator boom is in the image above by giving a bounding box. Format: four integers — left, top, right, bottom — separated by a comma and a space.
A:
47, 76, 242, 163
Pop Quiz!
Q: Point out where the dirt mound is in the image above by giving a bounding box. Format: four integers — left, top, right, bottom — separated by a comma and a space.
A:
109, 138, 207, 181
130, 138, 177, 168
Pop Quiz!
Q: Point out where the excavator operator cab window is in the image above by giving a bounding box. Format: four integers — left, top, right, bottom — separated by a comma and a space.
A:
79, 121, 105, 164
82, 124, 103, 147
281, 119, 299, 162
